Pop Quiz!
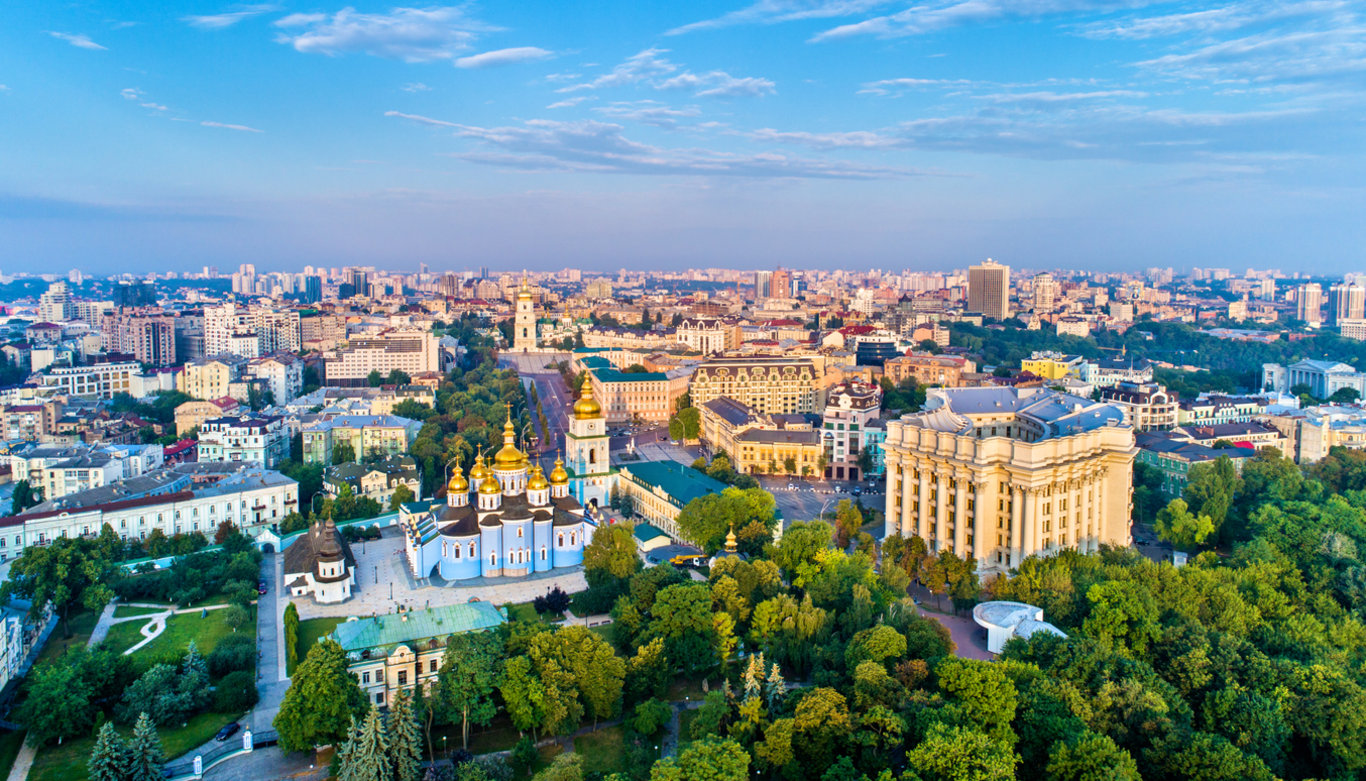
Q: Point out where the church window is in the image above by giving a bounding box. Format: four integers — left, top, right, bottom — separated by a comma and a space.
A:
468, 542, 476, 557
541, 547, 547, 560
570, 533, 576, 545
517, 527, 523, 538
490, 552, 496, 566
558, 533, 564, 546
442, 541, 447, 557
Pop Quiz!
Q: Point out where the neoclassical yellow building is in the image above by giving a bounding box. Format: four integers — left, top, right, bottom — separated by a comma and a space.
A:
883, 387, 1135, 576
690, 357, 817, 415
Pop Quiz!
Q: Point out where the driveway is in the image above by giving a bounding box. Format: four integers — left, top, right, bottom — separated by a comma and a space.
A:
251, 551, 288, 736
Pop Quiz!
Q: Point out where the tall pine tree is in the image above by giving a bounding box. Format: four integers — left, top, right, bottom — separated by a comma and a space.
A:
127, 712, 165, 781
88, 721, 130, 781
340, 705, 392, 781
387, 689, 422, 781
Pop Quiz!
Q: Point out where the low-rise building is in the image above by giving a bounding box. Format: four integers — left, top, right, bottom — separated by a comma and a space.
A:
332, 601, 506, 707
197, 416, 288, 468
699, 397, 822, 477
1099, 382, 1178, 431
324, 455, 421, 506
174, 397, 241, 436
615, 460, 730, 543
884, 353, 975, 388
178, 358, 246, 402
1135, 432, 1257, 495
690, 357, 818, 415
283, 519, 355, 604
40, 362, 139, 400
324, 328, 440, 387
581, 358, 691, 425
821, 379, 886, 480
301, 414, 422, 465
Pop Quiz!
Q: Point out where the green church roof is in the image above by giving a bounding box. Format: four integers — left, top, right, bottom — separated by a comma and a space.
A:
331, 601, 506, 654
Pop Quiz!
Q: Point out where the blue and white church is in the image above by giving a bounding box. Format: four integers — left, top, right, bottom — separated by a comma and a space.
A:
400, 386, 610, 582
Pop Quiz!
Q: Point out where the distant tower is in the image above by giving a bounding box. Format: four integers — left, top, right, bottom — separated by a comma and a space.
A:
1298, 283, 1324, 326
968, 259, 1011, 320
566, 381, 610, 510
513, 275, 537, 352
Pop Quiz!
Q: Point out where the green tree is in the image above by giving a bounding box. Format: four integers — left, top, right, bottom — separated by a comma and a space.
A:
1082, 581, 1160, 654
936, 657, 1018, 740
532, 753, 583, 781
284, 601, 300, 671
625, 637, 671, 704
340, 705, 392, 781
1183, 455, 1240, 535
674, 488, 777, 554
88, 721, 130, 781
367, 370, 384, 387
10, 479, 38, 515
649, 583, 717, 675
0, 536, 117, 636
333, 441, 357, 465
650, 738, 750, 781
905, 723, 1018, 781
16, 657, 93, 746
1155, 498, 1215, 551
386, 689, 422, 781
389, 483, 415, 511
275, 638, 368, 752
127, 712, 165, 781
584, 521, 641, 590
500, 655, 546, 739
1045, 731, 1139, 781
834, 499, 864, 549
438, 630, 504, 749
792, 687, 851, 774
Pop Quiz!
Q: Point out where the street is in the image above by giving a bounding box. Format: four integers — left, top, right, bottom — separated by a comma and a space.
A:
499, 351, 572, 453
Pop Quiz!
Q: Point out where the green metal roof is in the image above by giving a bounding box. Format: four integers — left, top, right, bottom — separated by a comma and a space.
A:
593, 367, 668, 383
621, 460, 727, 508
634, 522, 667, 543
331, 601, 506, 653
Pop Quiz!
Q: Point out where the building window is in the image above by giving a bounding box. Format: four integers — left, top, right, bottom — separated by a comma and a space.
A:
362, 671, 370, 684
398, 670, 408, 686
429, 659, 437, 673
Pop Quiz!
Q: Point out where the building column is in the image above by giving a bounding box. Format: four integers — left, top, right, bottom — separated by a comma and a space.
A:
899, 459, 914, 538
1030, 487, 1044, 557
1009, 486, 1023, 568
917, 467, 931, 540
934, 468, 949, 552
953, 473, 968, 556
972, 482, 988, 569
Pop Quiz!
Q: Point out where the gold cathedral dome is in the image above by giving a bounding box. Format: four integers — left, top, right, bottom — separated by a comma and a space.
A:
549, 456, 569, 485
527, 465, 550, 491
447, 463, 468, 493
573, 382, 601, 420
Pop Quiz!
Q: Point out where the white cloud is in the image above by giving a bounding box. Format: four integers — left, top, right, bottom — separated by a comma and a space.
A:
749, 128, 905, 149
594, 101, 702, 128
812, 0, 1166, 41
48, 32, 107, 50
1136, 26, 1366, 83
384, 110, 462, 128
547, 96, 595, 109
273, 7, 492, 62
455, 46, 552, 68
658, 71, 776, 97
121, 87, 143, 101
387, 113, 911, 178
559, 49, 775, 98
141, 102, 169, 111
0, 85, 9, 92
668, 0, 892, 35
401, 82, 432, 92
858, 77, 973, 95
1081, 1, 1347, 39
201, 120, 263, 132
183, 4, 278, 29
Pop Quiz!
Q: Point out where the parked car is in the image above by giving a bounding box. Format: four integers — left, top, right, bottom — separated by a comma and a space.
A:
257, 580, 268, 595
215, 722, 240, 742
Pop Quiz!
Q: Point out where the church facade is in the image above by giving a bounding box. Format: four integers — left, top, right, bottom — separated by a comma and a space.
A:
400, 384, 610, 582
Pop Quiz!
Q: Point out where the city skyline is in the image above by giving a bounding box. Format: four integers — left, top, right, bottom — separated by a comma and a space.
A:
3, 1, 1364, 273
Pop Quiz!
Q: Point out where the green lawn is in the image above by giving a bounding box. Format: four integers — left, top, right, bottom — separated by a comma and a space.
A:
665, 675, 710, 703
678, 709, 700, 745
428, 712, 526, 755
113, 604, 170, 618
0, 729, 26, 779
32, 610, 99, 667
574, 725, 657, 776
291, 615, 344, 675
29, 710, 243, 781
101, 608, 253, 658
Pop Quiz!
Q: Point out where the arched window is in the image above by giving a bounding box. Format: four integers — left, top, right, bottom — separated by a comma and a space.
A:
541, 547, 547, 561
589, 449, 596, 464
557, 533, 564, 546
570, 533, 576, 546
442, 541, 448, 557
489, 552, 496, 566
452, 544, 460, 559
517, 527, 523, 538
468, 542, 476, 557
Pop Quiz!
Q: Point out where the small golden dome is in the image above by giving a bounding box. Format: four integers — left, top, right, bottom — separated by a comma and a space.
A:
478, 471, 502, 495
517, 275, 533, 301
549, 456, 569, 485
527, 465, 550, 491
493, 416, 525, 467
573, 382, 601, 420
468, 454, 490, 483
447, 464, 468, 493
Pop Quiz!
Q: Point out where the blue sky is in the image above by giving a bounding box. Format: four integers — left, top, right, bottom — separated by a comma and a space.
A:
1, 1, 1363, 274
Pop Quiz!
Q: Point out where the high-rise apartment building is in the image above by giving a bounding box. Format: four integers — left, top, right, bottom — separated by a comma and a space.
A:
37, 282, 72, 323
770, 268, 792, 299
100, 310, 177, 366
968, 259, 1010, 320
1329, 283, 1366, 325
753, 270, 773, 299
204, 303, 301, 359
883, 387, 1135, 577
1031, 273, 1058, 313
1298, 283, 1324, 326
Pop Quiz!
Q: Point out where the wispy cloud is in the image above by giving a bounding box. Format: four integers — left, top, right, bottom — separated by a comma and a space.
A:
594, 101, 702, 128
201, 120, 264, 132
455, 46, 552, 68
812, 0, 1164, 41
547, 96, 595, 109
183, 4, 278, 29
1081, 0, 1347, 39
48, 31, 107, 50
400, 82, 432, 93
273, 7, 493, 62
749, 128, 904, 149
858, 77, 974, 96
1136, 25, 1366, 84
668, 0, 891, 35
387, 113, 913, 178
0, 85, 9, 93
121, 87, 143, 101
559, 49, 774, 98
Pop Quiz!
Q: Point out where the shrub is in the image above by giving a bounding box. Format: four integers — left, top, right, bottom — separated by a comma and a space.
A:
207, 634, 256, 677
212, 670, 259, 712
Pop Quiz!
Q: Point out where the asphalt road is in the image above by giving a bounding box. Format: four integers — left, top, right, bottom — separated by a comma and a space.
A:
755, 474, 887, 531
499, 352, 573, 455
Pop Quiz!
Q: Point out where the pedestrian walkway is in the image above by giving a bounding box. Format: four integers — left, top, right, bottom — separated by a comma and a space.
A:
88, 602, 235, 656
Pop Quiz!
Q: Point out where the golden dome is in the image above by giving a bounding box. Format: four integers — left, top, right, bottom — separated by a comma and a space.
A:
517, 275, 533, 301
493, 413, 526, 467
549, 456, 569, 485
478, 471, 502, 495
447, 464, 468, 493
468, 453, 490, 483
527, 465, 550, 491
573, 382, 601, 420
